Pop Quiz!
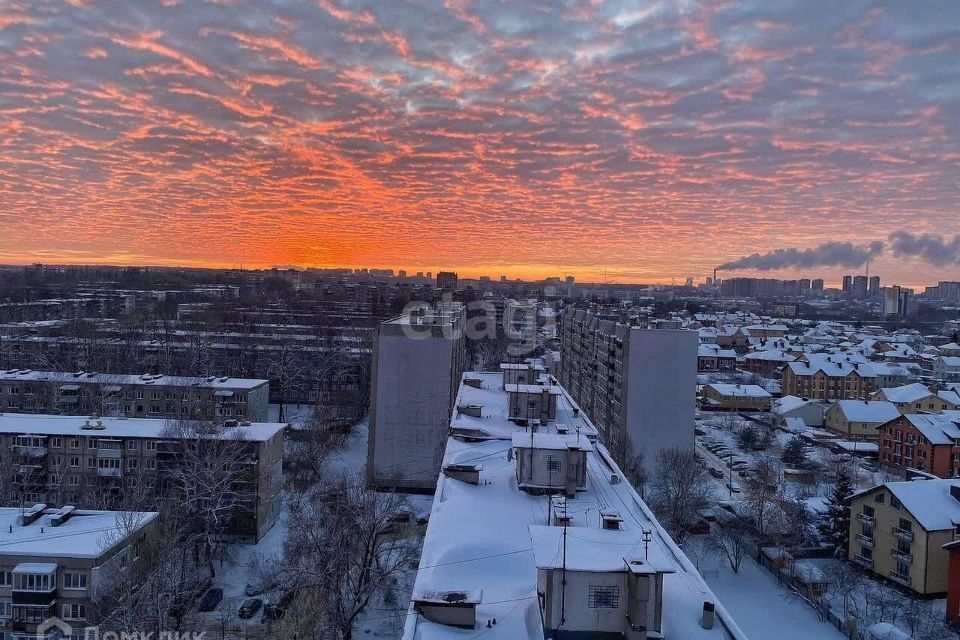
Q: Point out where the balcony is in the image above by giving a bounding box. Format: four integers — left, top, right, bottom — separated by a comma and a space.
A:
853, 555, 873, 569
856, 534, 874, 548
96, 467, 122, 478
856, 513, 875, 525
12, 445, 47, 460
95, 447, 122, 459
891, 549, 913, 564
888, 570, 911, 587
891, 526, 914, 542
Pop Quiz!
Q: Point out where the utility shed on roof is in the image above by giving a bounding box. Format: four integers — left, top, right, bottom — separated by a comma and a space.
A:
512, 432, 591, 494
530, 526, 674, 640
506, 384, 561, 423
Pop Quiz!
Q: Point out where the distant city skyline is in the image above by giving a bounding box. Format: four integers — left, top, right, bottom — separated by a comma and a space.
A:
1, 1, 959, 286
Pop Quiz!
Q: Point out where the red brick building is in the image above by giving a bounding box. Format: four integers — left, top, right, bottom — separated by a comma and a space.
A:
878, 413, 960, 478
946, 539, 960, 624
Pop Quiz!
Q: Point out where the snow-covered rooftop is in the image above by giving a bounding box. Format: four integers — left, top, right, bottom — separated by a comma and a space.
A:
0, 369, 267, 390
0, 507, 157, 559
832, 400, 900, 424
853, 479, 960, 531
0, 413, 286, 441
704, 383, 772, 398
405, 373, 748, 640
876, 382, 934, 403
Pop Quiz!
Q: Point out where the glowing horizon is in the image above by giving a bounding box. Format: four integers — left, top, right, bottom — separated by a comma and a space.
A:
1, 1, 959, 287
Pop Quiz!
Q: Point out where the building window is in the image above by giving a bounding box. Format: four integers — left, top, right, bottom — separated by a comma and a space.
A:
62, 603, 86, 620
127, 441, 137, 451
874, 493, 884, 503
588, 585, 619, 609
547, 459, 561, 472
0, 571, 11, 587
63, 573, 87, 590
0, 600, 11, 618
51, 437, 62, 448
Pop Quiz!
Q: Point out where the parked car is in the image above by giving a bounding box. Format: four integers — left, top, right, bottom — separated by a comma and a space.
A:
198, 588, 224, 612
239, 599, 262, 619
261, 590, 295, 623
708, 467, 724, 479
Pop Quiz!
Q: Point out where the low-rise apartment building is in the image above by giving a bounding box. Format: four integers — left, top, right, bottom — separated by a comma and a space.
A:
849, 480, 960, 595
0, 505, 159, 638
701, 383, 772, 412
824, 401, 900, 441
874, 383, 959, 414
877, 413, 960, 478
781, 354, 877, 401
0, 370, 269, 422
0, 414, 283, 542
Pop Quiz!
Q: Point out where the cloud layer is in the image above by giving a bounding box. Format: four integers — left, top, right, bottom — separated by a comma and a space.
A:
0, 0, 959, 282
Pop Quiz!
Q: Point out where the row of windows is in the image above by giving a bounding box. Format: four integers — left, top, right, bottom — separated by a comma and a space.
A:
0, 570, 86, 589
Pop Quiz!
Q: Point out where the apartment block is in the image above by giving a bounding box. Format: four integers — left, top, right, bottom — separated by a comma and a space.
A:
0, 505, 159, 638
0, 414, 283, 542
849, 480, 960, 595
781, 354, 877, 401
0, 370, 269, 422
877, 413, 960, 478
559, 308, 697, 471
367, 305, 467, 491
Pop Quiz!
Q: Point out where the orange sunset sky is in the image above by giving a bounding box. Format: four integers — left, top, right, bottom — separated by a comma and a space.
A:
0, 0, 959, 288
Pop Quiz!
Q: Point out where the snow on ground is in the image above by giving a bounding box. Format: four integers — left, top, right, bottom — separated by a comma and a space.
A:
267, 402, 312, 425
684, 536, 847, 640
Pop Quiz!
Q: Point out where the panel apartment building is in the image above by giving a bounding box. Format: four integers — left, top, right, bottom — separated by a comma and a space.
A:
0, 506, 159, 638
559, 308, 698, 471
367, 305, 467, 491
0, 370, 269, 422
0, 414, 284, 542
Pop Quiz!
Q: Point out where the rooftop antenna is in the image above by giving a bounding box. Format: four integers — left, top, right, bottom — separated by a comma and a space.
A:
560, 494, 568, 630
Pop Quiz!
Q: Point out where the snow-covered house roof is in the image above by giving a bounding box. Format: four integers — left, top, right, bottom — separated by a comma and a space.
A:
703, 383, 772, 398
895, 414, 960, 445
831, 400, 900, 424
875, 382, 934, 404
852, 479, 960, 532
744, 349, 795, 363
772, 395, 811, 415
404, 373, 748, 640
0, 369, 268, 390
786, 354, 877, 378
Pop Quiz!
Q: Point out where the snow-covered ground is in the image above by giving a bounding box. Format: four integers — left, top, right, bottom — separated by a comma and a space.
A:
684, 536, 847, 640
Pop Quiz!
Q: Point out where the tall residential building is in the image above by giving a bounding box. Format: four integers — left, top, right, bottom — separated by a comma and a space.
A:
852, 275, 869, 298
367, 304, 467, 491
868, 275, 881, 295
559, 308, 697, 471
842, 275, 852, 292
884, 286, 911, 317
812, 278, 824, 292
436, 271, 458, 291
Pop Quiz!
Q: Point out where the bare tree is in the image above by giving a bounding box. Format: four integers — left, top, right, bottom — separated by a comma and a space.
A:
743, 456, 780, 536
280, 472, 420, 640
648, 448, 714, 546
159, 420, 256, 578
707, 520, 749, 573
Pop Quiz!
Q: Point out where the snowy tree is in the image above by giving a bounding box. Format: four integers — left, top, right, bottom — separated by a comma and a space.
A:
280, 472, 420, 640
648, 449, 713, 546
781, 436, 807, 467
818, 465, 852, 552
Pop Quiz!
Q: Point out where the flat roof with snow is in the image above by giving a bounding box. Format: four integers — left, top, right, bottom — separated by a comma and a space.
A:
0, 370, 267, 390
0, 413, 286, 441
404, 374, 747, 640
0, 508, 158, 559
